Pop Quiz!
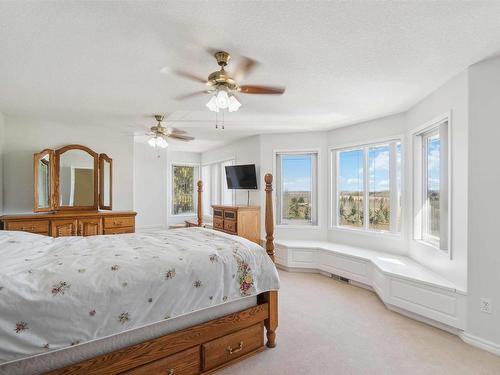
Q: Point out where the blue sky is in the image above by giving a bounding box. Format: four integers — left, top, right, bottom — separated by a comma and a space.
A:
427, 136, 440, 191
338, 144, 402, 192
282, 154, 312, 191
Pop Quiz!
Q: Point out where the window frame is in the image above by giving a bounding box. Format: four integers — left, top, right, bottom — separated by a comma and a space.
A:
330, 137, 403, 236
200, 158, 236, 218
170, 162, 200, 217
274, 149, 320, 228
411, 113, 451, 257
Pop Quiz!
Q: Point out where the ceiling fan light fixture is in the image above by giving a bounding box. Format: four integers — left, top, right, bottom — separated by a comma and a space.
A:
206, 95, 219, 112
148, 135, 168, 149
215, 89, 230, 109
228, 95, 241, 112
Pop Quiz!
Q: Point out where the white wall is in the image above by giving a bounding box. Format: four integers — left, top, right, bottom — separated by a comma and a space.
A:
2, 116, 134, 213
466, 55, 500, 347
133, 139, 201, 230
260, 131, 329, 241
326, 113, 407, 254
0, 112, 5, 214
406, 71, 469, 292
133, 141, 168, 229
202, 135, 261, 206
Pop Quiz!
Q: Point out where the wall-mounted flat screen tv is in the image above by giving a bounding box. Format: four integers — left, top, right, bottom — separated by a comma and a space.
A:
225, 164, 258, 190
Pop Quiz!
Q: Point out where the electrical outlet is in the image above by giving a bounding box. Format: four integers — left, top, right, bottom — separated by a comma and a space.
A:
480, 298, 493, 314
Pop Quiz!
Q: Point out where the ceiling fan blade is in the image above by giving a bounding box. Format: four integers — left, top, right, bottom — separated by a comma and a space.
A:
170, 128, 187, 134
233, 56, 259, 81
173, 70, 207, 84
239, 85, 285, 95
174, 91, 209, 101
168, 133, 195, 141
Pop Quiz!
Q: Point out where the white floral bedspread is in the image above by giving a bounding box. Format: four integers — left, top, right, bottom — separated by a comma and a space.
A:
0, 228, 280, 363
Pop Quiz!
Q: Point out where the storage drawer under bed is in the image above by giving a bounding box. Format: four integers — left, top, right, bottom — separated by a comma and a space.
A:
202, 323, 264, 371
120, 346, 200, 375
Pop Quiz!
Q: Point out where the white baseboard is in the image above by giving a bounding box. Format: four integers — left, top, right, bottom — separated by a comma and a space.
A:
386, 303, 461, 336
460, 332, 500, 356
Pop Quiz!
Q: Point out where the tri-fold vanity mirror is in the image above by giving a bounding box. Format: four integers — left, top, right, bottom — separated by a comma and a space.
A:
33, 145, 112, 212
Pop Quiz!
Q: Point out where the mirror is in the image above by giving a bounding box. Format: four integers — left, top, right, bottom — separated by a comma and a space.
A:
99, 154, 113, 210
56, 145, 98, 210
33, 149, 54, 212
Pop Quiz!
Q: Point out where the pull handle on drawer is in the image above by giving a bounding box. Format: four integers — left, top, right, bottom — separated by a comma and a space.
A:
167, 369, 174, 375
227, 341, 244, 355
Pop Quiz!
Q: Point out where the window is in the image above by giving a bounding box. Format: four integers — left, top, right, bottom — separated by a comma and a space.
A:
201, 159, 235, 217
413, 119, 449, 251
276, 152, 318, 226
171, 164, 199, 215
333, 140, 401, 233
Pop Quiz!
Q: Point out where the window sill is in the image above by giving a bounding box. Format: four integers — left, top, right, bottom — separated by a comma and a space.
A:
170, 213, 196, 217
276, 224, 321, 230
329, 226, 402, 239
414, 239, 450, 257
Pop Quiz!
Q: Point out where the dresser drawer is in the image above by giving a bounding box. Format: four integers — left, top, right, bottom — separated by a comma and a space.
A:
103, 216, 135, 229
223, 210, 237, 220
213, 208, 223, 218
223, 220, 237, 234
121, 346, 200, 375
104, 226, 134, 235
213, 217, 224, 230
202, 323, 263, 371
6, 220, 49, 234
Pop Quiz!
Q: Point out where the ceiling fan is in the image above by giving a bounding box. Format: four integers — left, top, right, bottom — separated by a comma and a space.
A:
146, 115, 194, 148
173, 51, 285, 112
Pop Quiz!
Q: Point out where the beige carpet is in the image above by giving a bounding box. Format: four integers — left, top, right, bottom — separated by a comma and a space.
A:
218, 270, 500, 375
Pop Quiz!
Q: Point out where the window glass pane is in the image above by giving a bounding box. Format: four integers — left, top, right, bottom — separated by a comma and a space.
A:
368, 145, 390, 231
221, 160, 234, 205
172, 166, 194, 215
281, 154, 313, 224
425, 133, 440, 239
338, 149, 364, 228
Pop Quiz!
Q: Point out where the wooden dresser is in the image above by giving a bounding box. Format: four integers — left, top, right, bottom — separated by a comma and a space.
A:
0, 211, 137, 237
212, 205, 260, 244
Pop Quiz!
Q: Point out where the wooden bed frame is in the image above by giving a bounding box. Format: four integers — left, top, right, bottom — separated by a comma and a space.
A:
45, 174, 278, 375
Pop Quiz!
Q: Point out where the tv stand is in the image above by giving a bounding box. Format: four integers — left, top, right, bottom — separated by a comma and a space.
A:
212, 205, 260, 244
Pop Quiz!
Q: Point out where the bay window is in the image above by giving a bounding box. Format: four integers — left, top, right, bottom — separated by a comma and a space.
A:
413, 118, 449, 252
276, 151, 318, 226
333, 140, 401, 234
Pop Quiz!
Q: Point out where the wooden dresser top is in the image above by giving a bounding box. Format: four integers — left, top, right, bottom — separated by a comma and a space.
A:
0, 211, 137, 221
211, 205, 260, 211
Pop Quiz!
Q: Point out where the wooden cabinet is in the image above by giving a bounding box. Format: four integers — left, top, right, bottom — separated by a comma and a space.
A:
212, 205, 260, 244
1, 211, 136, 238
78, 218, 102, 236
51, 219, 78, 237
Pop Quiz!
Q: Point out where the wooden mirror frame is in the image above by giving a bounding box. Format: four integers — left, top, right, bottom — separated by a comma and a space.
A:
33, 149, 55, 212
54, 144, 99, 211
99, 153, 113, 210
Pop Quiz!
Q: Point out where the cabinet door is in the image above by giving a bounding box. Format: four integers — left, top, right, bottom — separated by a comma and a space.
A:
51, 219, 78, 237
78, 218, 102, 236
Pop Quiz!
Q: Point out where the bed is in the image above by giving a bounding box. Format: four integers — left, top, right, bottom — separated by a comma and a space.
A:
0, 174, 279, 375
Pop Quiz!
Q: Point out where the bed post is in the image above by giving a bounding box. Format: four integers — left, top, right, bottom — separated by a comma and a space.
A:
197, 180, 203, 227
263, 173, 278, 348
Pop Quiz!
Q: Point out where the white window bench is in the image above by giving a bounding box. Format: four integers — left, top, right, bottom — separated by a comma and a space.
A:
275, 240, 467, 331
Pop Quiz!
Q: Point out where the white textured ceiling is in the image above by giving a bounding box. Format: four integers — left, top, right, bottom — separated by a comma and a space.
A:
1, 1, 500, 151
